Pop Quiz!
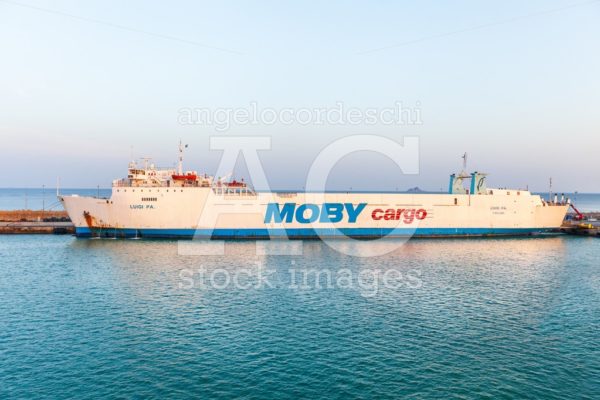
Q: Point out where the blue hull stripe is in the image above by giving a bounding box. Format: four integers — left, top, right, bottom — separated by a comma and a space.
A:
74, 227, 552, 239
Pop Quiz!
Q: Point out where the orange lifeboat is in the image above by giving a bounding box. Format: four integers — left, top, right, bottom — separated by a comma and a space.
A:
225, 179, 245, 187
172, 173, 197, 181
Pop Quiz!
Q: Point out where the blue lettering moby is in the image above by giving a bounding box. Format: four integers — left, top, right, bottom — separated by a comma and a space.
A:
264, 203, 367, 223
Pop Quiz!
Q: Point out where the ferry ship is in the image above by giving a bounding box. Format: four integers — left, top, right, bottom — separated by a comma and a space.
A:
60, 144, 569, 239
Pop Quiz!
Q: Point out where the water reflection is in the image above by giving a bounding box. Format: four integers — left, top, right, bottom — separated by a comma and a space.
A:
2, 234, 598, 398
67, 235, 568, 301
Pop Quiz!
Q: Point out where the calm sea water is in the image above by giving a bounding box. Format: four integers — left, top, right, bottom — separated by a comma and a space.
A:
1, 235, 599, 399
2, 188, 600, 212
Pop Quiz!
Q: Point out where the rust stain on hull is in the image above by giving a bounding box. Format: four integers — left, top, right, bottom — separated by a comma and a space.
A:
83, 211, 120, 230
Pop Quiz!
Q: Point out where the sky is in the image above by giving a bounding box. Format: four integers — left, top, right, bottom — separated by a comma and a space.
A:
1, 0, 599, 192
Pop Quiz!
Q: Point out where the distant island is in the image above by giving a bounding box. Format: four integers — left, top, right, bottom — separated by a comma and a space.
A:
405, 187, 426, 193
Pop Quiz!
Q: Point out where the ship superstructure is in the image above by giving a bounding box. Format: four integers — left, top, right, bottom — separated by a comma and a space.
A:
113, 143, 251, 193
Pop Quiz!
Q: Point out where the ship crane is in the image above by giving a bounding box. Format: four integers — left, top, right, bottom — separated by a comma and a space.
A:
570, 203, 584, 221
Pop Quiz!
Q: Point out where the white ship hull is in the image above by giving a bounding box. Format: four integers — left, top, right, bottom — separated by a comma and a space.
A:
60, 188, 568, 238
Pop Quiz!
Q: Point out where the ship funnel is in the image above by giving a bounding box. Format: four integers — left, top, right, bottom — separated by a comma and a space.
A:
470, 172, 488, 195
448, 174, 468, 194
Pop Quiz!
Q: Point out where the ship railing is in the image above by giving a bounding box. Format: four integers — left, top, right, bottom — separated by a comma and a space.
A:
112, 174, 244, 189
212, 187, 257, 196
276, 192, 298, 198
112, 180, 169, 188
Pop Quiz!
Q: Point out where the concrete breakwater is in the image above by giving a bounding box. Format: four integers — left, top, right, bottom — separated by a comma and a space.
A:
0, 210, 73, 234
560, 212, 600, 236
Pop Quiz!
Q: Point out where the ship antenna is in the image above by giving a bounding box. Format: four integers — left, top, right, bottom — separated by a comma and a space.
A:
178, 140, 189, 176
462, 152, 468, 171
178, 140, 183, 176
141, 157, 151, 170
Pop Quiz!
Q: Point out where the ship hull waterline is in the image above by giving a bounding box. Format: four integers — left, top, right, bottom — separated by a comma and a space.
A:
73, 226, 556, 239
